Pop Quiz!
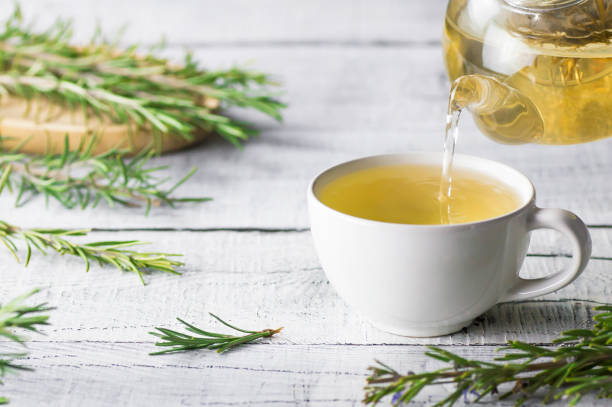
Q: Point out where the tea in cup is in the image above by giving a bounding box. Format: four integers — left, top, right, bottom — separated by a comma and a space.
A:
307, 153, 591, 337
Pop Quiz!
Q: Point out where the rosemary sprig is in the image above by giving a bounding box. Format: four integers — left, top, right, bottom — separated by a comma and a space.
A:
0, 220, 183, 284
364, 305, 612, 406
0, 6, 286, 147
0, 289, 52, 404
0, 137, 209, 213
149, 313, 283, 355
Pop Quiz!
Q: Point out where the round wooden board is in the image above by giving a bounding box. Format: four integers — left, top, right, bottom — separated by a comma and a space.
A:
0, 96, 207, 155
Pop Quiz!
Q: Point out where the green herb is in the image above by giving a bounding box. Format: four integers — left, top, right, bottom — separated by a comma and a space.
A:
0, 289, 52, 404
149, 313, 283, 355
0, 220, 183, 284
0, 137, 209, 213
0, 5, 285, 148
364, 305, 612, 406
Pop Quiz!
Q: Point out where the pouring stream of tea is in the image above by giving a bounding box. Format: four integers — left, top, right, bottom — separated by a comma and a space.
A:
439, 82, 462, 224
439, 74, 547, 223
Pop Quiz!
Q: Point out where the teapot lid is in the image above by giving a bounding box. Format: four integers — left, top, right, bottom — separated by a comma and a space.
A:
500, 0, 611, 47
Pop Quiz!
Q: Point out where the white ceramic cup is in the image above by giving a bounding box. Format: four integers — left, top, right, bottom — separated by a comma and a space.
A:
307, 153, 591, 337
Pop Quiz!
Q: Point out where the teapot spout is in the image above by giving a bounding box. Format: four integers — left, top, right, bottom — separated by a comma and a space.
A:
450, 74, 544, 144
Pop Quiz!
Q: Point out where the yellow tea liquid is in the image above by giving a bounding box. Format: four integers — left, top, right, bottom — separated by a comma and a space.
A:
318, 164, 522, 225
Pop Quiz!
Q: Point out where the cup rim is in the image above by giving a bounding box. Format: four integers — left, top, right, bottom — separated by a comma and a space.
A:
307, 152, 536, 229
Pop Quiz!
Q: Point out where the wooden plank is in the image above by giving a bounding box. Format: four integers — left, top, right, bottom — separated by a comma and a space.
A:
0, 231, 609, 345
1, 342, 610, 407
5, 0, 448, 45
0, 46, 610, 229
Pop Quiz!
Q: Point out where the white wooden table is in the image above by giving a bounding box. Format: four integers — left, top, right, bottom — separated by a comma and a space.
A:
1, 1, 611, 406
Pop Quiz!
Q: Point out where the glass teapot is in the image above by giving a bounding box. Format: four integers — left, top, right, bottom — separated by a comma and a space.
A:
443, 0, 612, 144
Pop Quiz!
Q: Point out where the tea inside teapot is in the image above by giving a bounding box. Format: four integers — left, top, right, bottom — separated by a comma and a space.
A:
444, 0, 612, 144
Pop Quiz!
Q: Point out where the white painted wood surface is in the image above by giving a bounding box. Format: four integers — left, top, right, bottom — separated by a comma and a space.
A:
0, 1, 610, 406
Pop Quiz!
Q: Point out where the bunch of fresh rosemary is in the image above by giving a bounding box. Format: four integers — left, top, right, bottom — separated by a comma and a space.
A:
0, 289, 52, 405
0, 5, 285, 147
364, 305, 612, 406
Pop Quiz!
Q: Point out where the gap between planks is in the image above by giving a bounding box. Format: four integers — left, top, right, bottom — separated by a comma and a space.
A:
156, 39, 442, 49
85, 226, 612, 261
89, 225, 612, 232
90, 227, 310, 233
0, 341, 583, 348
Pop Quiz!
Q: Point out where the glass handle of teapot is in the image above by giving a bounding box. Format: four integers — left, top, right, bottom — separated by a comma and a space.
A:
500, 207, 592, 302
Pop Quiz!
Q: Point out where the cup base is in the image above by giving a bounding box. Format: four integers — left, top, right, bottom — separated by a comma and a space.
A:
368, 319, 474, 337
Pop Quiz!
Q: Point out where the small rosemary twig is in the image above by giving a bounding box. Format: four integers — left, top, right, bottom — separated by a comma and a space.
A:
0, 220, 183, 284
0, 289, 52, 404
364, 306, 612, 406
149, 313, 283, 355
0, 137, 210, 213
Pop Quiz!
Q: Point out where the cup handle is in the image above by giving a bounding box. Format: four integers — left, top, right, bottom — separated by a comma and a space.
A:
500, 207, 592, 302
